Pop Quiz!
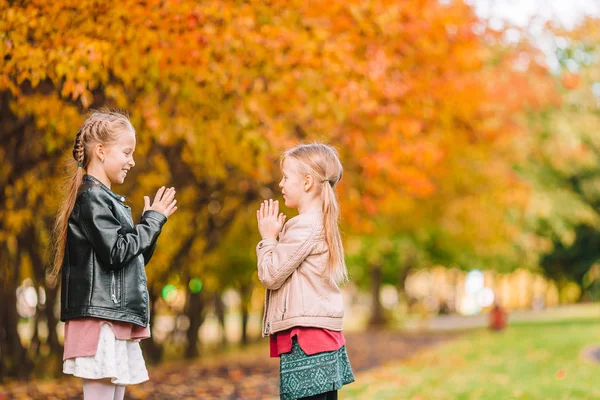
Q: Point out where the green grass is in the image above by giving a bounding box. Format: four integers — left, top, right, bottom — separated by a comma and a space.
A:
344, 319, 600, 400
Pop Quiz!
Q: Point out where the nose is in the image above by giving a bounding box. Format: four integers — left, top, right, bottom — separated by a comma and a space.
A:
279, 180, 284, 188
130, 156, 135, 168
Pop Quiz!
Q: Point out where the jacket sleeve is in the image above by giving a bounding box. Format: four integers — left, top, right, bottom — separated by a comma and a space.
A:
142, 237, 159, 266
256, 217, 319, 290
78, 188, 167, 270
141, 211, 162, 265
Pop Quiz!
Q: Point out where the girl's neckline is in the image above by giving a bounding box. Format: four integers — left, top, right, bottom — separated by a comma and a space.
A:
83, 174, 127, 204
298, 208, 323, 215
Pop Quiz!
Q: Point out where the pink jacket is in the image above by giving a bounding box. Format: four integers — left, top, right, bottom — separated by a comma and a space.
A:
256, 211, 344, 336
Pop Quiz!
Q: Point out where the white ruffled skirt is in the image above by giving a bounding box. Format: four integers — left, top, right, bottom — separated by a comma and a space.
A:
63, 323, 149, 385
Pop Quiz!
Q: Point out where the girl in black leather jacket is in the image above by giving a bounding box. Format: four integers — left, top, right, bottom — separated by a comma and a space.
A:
51, 110, 178, 400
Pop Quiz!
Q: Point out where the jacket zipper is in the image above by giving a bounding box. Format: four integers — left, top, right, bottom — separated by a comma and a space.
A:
263, 289, 271, 335
110, 272, 119, 304
281, 286, 288, 320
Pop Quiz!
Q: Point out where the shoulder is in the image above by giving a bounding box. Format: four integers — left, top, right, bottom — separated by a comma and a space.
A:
282, 212, 323, 238
77, 183, 114, 212
79, 183, 109, 200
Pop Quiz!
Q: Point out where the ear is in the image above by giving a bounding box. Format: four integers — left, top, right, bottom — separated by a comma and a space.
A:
304, 175, 314, 192
94, 143, 105, 161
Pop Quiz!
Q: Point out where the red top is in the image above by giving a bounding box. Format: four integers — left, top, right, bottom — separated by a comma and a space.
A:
270, 327, 345, 357
63, 318, 150, 360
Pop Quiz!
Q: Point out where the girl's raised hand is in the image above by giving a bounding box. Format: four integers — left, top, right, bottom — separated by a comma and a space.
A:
144, 186, 178, 218
257, 199, 286, 240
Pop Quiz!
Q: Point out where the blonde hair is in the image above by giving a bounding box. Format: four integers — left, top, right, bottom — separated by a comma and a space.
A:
282, 143, 348, 283
50, 110, 135, 280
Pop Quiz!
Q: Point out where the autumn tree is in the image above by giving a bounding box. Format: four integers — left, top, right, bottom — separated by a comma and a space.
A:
521, 18, 600, 300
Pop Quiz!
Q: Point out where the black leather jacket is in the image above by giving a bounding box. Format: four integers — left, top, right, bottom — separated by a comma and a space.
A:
60, 175, 167, 327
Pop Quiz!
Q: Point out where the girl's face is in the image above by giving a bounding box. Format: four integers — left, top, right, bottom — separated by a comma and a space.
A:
279, 158, 305, 209
279, 158, 306, 208
102, 128, 136, 185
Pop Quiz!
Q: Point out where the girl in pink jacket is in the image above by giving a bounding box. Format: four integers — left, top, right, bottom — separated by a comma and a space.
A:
256, 143, 355, 400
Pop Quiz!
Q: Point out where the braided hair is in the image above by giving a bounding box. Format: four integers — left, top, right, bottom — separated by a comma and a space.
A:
72, 129, 86, 167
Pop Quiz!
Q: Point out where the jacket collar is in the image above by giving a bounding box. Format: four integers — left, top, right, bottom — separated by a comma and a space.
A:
83, 174, 127, 203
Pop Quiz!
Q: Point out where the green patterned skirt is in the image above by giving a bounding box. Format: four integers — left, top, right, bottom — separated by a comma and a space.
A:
279, 338, 355, 400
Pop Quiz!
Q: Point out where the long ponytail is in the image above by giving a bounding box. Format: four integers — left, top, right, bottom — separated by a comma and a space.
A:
50, 164, 85, 281
49, 129, 86, 281
321, 178, 348, 283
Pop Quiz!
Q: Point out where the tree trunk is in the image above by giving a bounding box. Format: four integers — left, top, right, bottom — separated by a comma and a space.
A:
3, 261, 30, 379
44, 285, 62, 355
184, 289, 205, 359
368, 264, 387, 327
142, 287, 164, 363
214, 292, 227, 346
396, 253, 415, 298
29, 312, 41, 358
239, 282, 252, 346
26, 220, 64, 377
